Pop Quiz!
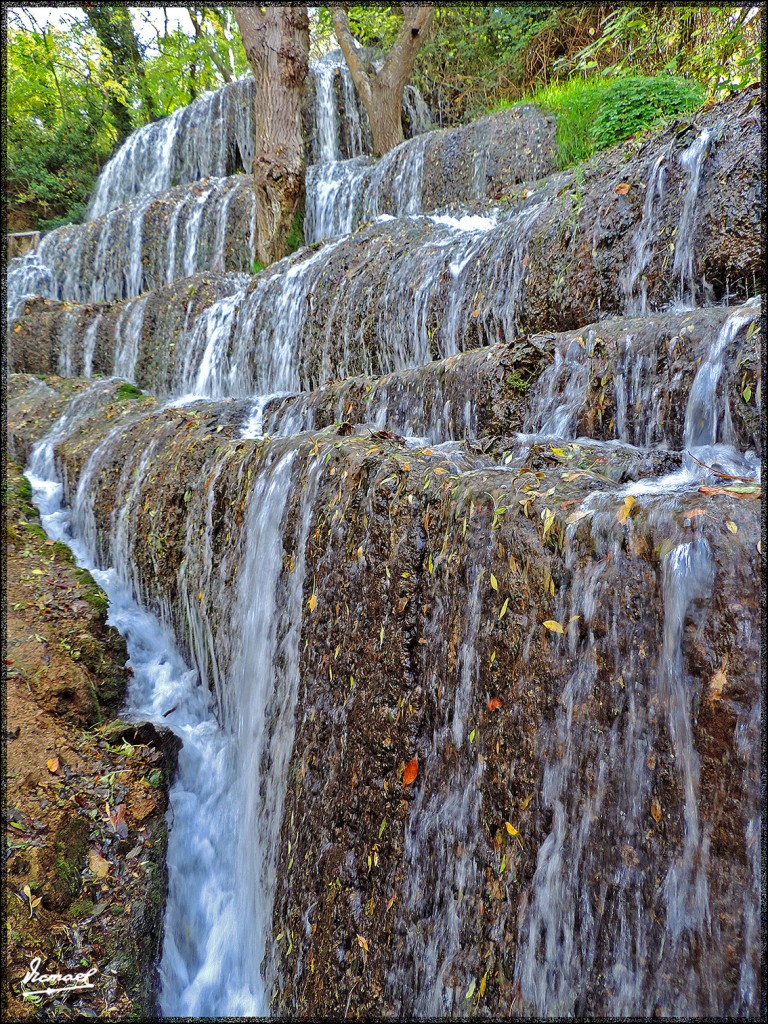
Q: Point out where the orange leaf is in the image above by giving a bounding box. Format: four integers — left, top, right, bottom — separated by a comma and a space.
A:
615, 182, 630, 195
403, 758, 418, 787
698, 485, 759, 500
46, 756, 60, 774
487, 697, 503, 711
707, 655, 728, 701
650, 799, 662, 823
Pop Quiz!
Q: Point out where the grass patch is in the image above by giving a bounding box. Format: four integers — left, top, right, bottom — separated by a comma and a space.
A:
502, 73, 704, 169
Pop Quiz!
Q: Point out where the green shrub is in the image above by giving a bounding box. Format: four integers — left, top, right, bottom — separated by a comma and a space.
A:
514, 73, 704, 170
590, 75, 704, 151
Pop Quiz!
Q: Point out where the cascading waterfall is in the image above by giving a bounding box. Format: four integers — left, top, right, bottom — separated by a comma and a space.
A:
621, 145, 672, 314
6, 177, 256, 312
23, 401, 258, 1015
5, 63, 430, 317
113, 296, 150, 382
87, 78, 256, 220
304, 133, 428, 244
392, 572, 486, 1017
9, 54, 761, 1021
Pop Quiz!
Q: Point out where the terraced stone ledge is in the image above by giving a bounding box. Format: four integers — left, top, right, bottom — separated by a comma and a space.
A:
7, 374, 762, 1016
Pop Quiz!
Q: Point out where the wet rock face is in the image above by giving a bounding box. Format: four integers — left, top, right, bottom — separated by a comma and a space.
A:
7, 273, 248, 390
418, 105, 558, 209
10, 91, 762, 397
7, 374, 762, 1018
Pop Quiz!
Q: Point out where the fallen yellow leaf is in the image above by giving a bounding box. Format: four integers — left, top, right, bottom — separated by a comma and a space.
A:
88, 850, 110, 878
543, 620, 564, 634
308, 593, 317, 612
707, 655, 728, 701
617, 495, 635, 525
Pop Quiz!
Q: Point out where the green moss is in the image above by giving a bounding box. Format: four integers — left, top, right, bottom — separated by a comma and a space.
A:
21, 520, 47, 541
75, 567, 109, 616
67, 897, 95, 920
506, 371, 531, 392
286, 207, 305, 256
115, 382, 146, 401
52, 539, 75, 563
16, 475, 33, 503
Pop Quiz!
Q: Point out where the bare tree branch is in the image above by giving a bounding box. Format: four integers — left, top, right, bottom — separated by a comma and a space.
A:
329, 4, 433, 154
329, 8, 372, 108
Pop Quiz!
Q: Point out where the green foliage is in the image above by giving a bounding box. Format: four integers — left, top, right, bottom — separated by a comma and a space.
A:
5, 18, 123, 229
590, 76, 704, 151
142, 14, 248, 116
318, 5, 760, 128
557, 6, 762, 97
514, 74, 704, 170
312, 6, 401, 56
6, 7, 247, 231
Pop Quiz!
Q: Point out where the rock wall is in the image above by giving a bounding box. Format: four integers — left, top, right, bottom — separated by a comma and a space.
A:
6, 371, 762, 1018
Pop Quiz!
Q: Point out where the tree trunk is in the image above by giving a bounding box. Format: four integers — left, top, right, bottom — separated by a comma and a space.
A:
233, 5, 309, 267
331, 5, 434, 157
368, 79, 408, 155
81, 4, 155, 136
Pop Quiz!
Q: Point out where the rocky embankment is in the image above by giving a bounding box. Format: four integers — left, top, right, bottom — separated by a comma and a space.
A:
3, 448, 180, 1019
6, 356, 762, 1016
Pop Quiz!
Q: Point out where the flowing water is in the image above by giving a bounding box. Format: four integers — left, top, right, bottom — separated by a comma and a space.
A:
11, 59, 761, 1021
6, 62, 429, 317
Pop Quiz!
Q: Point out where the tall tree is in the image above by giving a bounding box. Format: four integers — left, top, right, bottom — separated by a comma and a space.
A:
330, 5, 434, 155
81, 4, 155, 139
233, 5, 310, 266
